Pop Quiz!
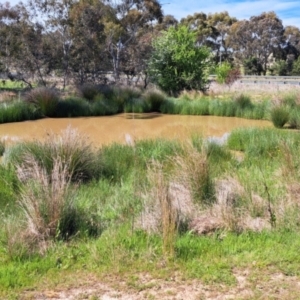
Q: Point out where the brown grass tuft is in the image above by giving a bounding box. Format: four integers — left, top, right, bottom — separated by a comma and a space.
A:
17, 155, 74, 242
174, 145, 214, 206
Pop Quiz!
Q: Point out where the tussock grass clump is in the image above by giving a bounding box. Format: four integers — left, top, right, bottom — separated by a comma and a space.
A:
0, 101, 42, 123
282, 93, 299, 108
289, 107, 300, 129
6, 127, 100, 182
234, 94, 253, 109
142, 90, 166, 112
175, 146, 214, 206
271, 106, 290, 128
147, 162, 177, 258
17, 156, 75, 241
55, 97, 90, 117
25, 87, 59, 117
78, 83, 99, 101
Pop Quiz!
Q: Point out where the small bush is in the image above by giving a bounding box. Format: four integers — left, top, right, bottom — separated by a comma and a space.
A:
271, 106, 290, 128
142, 90, 166, 112
79, 83, 99, 101
25, 87, 59, 117
215, 62, 232, 84
54, 97, 90, 117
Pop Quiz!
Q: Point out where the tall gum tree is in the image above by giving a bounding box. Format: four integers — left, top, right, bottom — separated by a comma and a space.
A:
104, 0, 163, 81
229, 12, 284, 75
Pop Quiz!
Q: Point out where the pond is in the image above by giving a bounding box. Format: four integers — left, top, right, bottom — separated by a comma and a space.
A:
0, 113, 271, 147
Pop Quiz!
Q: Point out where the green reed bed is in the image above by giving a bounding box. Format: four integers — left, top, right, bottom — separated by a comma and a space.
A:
0, 101, 42, 123
0, 86, 274, 123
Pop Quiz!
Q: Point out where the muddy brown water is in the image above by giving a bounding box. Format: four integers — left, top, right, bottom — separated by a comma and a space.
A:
0, 113, 271, 148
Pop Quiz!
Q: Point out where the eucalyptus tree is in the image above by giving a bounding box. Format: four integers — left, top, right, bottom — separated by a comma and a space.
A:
180, 11, 237, 63
103, 0, 163, 80
206, 12, 237, 63
0, 3, 23, 73
228, 12, 284, 75
26, 0, 76, 87
68, 0, 107, 84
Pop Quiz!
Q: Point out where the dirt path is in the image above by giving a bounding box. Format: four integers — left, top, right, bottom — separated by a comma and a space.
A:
20, 269, 300, 300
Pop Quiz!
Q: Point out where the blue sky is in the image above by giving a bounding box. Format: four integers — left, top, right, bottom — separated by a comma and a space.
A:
7, 0, 300, 29
162, 0, 300, 28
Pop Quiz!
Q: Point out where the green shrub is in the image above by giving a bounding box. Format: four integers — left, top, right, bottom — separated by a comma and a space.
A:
215, 62, 232, 84
271, 106, 290, 128
142, 90, 166, 112
25, 87, 59, 117
79, 83, 99, 101
54, 97, 90, 117
91, 96, 120, 116
148, 25, 211, 94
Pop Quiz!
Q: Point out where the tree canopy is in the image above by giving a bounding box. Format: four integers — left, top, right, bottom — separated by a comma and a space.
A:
0, 1, 299, 89
147, 25, 211, 94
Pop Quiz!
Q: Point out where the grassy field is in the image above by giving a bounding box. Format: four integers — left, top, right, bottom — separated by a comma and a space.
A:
0, 121, 300, 298
1, 82, 300, 298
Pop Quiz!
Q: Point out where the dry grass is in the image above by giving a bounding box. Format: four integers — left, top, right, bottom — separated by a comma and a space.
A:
142, 161, 177, 258
209, 81, 300, 102
174, 145, 214, 206
17, 155, 74, 243
179, 89, 206, 100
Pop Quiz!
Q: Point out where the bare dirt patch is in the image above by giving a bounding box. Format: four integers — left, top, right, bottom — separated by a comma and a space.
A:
19, 268, 300, 300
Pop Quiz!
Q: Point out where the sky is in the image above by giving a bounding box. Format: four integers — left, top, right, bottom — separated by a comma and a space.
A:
7, 0, 300, 29
162, 0, 300, 28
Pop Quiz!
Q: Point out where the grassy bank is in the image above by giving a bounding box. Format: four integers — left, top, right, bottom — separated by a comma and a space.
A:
1, 126, 300, 297
1, 85, 300, 128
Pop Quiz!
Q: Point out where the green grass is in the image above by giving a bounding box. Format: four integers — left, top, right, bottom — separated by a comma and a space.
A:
0, 80, 27, 90
1, 229, 300, 295
0, 101, 42, 123
271, 106, 290, 128
227, 127, 299, 159
2, 126, 300, 296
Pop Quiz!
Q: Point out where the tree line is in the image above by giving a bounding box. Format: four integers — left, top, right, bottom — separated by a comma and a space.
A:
0, 0, 300, 89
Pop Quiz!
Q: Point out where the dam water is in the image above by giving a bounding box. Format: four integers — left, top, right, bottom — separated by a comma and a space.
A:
0, 113, 271, 147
